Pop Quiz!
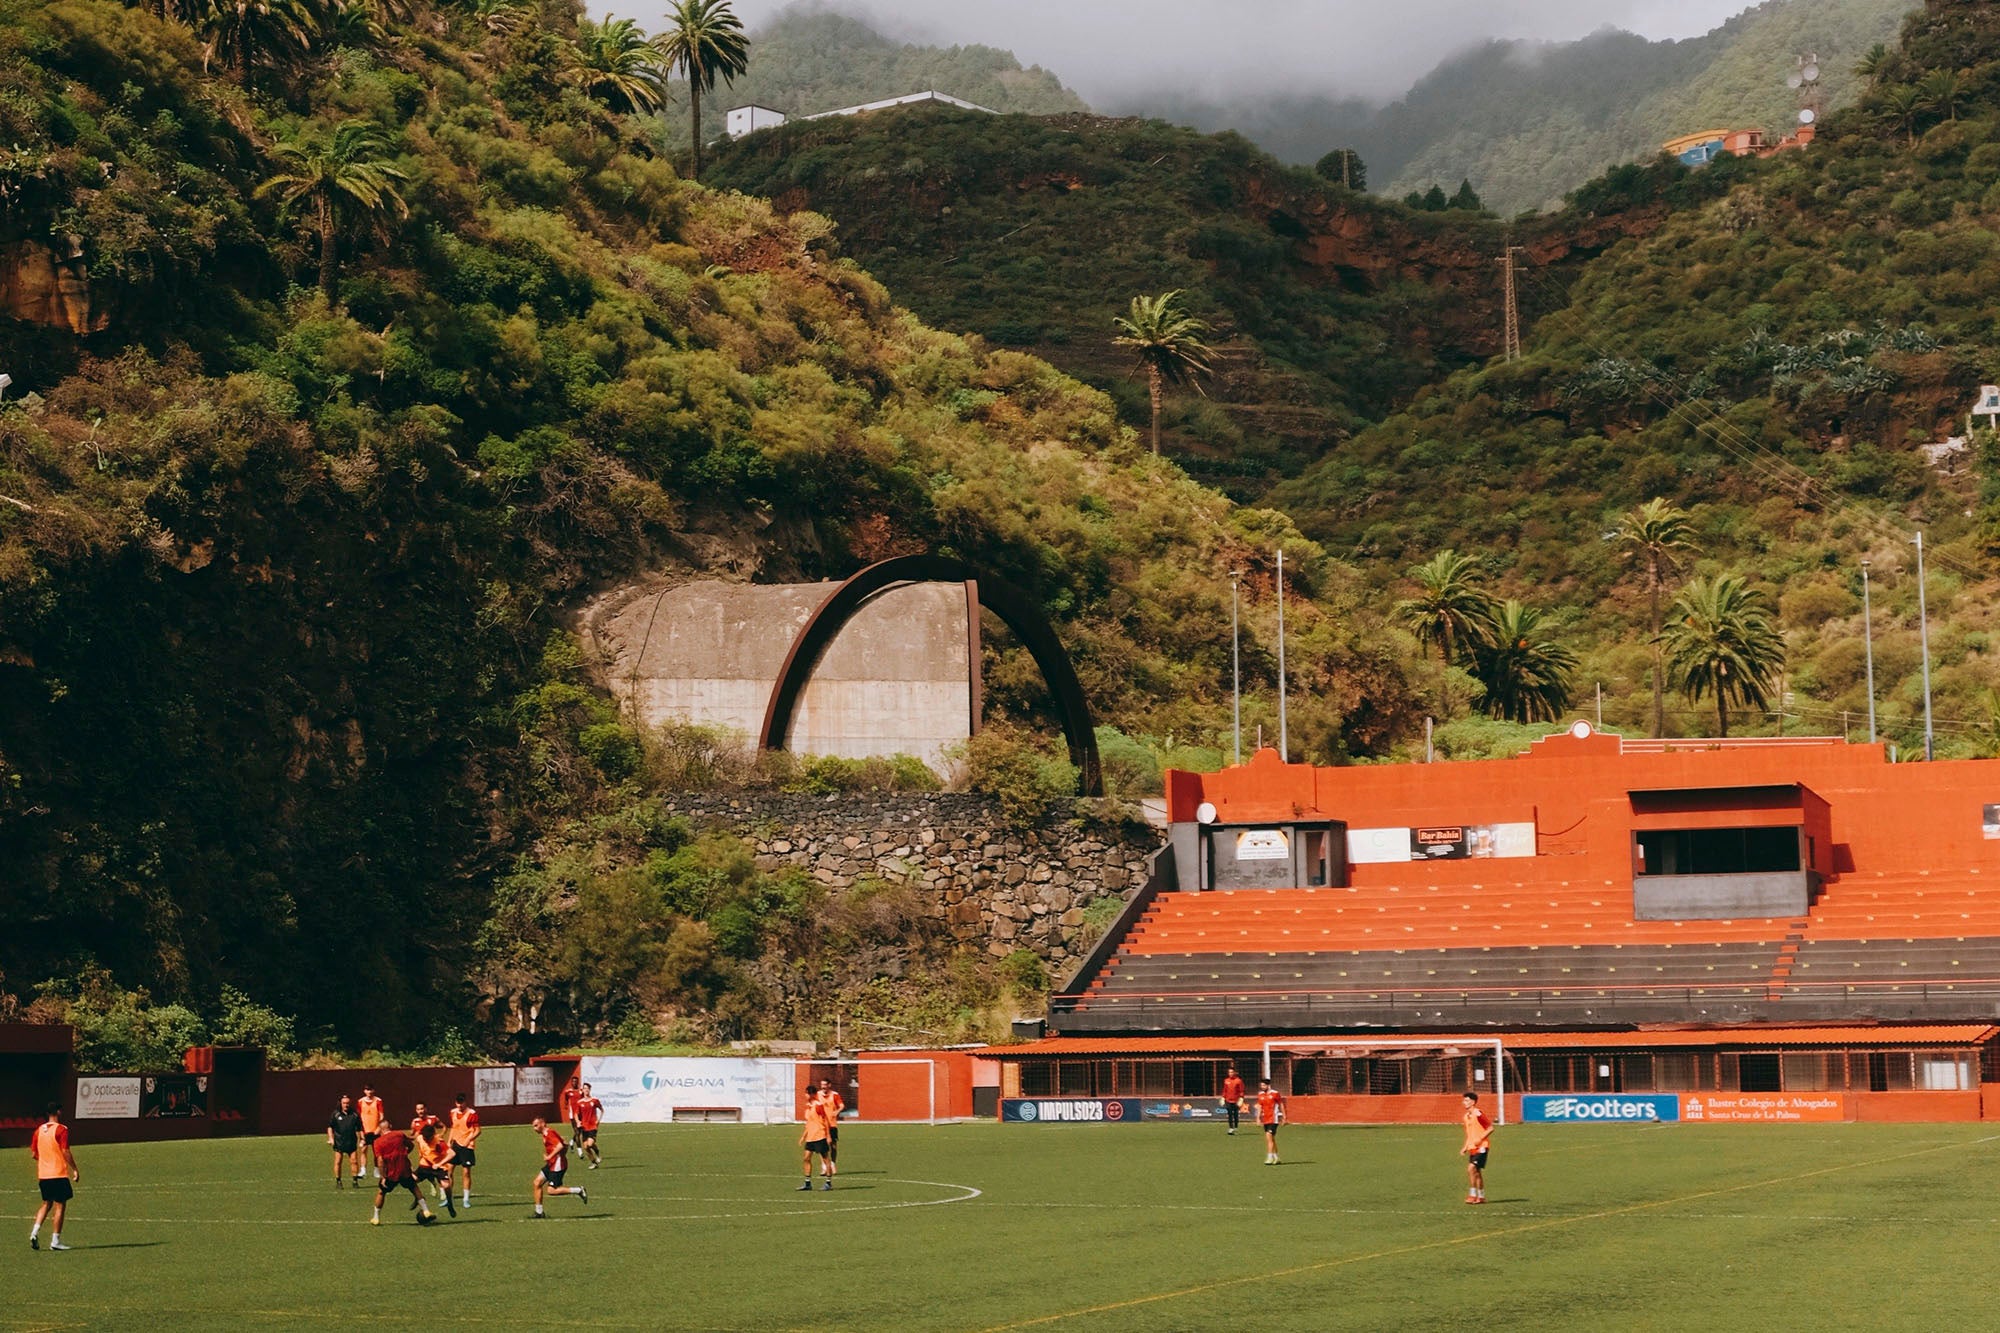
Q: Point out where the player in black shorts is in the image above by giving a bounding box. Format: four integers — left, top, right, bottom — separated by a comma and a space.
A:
327, 1094, 364, 1188
414, 1125, 458, 1217
369, 1126, 438, 1226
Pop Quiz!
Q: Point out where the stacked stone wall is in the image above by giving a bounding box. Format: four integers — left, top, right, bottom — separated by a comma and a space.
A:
657, 793, 1162, 971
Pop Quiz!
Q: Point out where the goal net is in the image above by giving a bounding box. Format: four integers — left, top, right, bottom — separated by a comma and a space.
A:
1259, 1038, 1507, 1124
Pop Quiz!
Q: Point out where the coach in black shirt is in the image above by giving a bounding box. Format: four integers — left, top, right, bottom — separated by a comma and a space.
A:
328, 1095, 364, 1189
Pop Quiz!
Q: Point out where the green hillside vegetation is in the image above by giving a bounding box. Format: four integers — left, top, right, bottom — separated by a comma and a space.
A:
1379, 0, 1911, 214
707, 108, 1664, 496
0, 0, 1425, 1049
1276, 0, 2000, 757
643, 6, 1086, 156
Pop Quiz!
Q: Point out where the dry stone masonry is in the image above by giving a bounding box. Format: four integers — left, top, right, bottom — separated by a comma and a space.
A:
657, 793, 1161, 971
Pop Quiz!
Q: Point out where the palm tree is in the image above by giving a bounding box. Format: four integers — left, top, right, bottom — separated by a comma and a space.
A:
1472, 601, 1577, 723
257, 122, 410, 303
653, 0, 750, 180
197, 0, 321, 89
1854, 43, 1889, 83
1392, 549, 1495, 720
570, 16, 669, 116
1111, 290, 1214, 455
1919, 68, 1965, 123
1877, 85, 1925, 146
1659, 574, 1785, 738
1614, 498, 1699, 737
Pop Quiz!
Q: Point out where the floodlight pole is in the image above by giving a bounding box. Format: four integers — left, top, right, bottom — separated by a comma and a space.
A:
1276, 548, 1288, 761
1230, 569, 1243, 766
1860, 559, 1876, 743
1915, 531, 1933, 760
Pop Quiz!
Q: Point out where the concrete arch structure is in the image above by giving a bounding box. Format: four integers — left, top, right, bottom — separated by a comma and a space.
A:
758, 555, 1103, 796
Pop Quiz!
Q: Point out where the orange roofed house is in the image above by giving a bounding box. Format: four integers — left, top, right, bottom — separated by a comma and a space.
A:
984, 730, 2000, 1123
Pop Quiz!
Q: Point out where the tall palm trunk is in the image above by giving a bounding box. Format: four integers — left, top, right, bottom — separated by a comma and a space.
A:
317, 192, 338, 303
1147, 365, 1162, 455
689, 78, 704, 179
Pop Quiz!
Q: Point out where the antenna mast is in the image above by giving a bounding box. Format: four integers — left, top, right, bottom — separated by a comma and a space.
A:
1499, 245, 1524, 362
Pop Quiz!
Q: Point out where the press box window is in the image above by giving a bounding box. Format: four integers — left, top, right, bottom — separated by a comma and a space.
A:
1636, 826, 1800, 876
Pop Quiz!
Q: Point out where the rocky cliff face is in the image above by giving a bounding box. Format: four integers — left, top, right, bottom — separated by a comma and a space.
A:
0, 240, 109, 335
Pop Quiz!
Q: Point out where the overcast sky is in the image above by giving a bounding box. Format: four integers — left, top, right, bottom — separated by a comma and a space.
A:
611, 1, 1762, 102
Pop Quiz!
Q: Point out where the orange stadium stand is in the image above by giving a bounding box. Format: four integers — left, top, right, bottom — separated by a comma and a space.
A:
1054, 732, 2000, 1032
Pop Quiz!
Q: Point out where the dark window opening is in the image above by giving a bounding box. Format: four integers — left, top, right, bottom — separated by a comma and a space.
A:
1637, 826, 1800, 876
1738, 1052, 1782, 1092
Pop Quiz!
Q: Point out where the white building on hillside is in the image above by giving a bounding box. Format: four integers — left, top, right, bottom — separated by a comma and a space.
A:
722, 90, 997, 140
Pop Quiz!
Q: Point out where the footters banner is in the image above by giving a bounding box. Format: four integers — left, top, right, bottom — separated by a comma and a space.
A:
1521, 1092, 1846, 1123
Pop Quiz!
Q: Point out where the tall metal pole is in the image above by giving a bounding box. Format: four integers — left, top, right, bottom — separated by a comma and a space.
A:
1860, 559, 1876, 743
1276, 548, 1288, 761
1230, 570, 1243, 766
1915, 532, 1934, 760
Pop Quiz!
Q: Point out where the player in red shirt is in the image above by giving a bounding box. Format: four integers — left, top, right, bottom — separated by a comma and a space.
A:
529, 1117, 588, 1217
559, 1076, 581, 1152
1460, 1092, 1494, 1204
573, 1084, 604, 1169
1220, 1067, 1246, 1135
1256, 1079, 1286, 1165
369, 1125, 438, 1226
28, 1102, 78, 1251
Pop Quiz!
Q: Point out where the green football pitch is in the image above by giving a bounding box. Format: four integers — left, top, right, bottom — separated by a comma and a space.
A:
7, 1120, 1995, 1331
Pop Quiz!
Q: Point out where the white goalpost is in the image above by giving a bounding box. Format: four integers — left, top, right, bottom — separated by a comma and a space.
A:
1260, 1038, 1508, 1124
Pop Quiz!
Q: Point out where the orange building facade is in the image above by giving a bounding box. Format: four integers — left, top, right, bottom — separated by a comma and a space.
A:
988, 730, 2000, 1122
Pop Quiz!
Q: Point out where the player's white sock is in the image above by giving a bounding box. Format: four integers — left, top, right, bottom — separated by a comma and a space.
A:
534, 1204, 544, 1216
28, 1223, 39, 1240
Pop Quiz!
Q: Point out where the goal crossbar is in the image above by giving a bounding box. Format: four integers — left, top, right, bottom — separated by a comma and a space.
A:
1261, 1038, 1507, 1124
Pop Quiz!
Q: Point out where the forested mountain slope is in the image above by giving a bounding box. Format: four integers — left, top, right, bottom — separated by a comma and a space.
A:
1123, 0, 1908, 217
0, 0, 1395, 1046
1274, 0, 2000, 755
706, 110, 1726, 497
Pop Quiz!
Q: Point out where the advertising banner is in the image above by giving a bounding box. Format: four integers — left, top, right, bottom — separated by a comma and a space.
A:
514, 1066, 555, 1106
142, 1073, 207, 1117
75, 1077, 143, 1120
1000, 1097, 1143, 1123
474, 1067, 517, 1108
1681, 1093, 1844, 1123
577, 1056, 794, 1124
1522, 1094, 1681, 1123
1140, 1100, 1226, 1122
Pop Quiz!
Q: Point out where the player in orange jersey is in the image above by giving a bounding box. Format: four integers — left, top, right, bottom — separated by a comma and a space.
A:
1460, 1092, 1493, 1204
414, 1124, 458, 1217
1220, 1067, 1246, 1135
798, 1093, 835, 1191
357, 1084, 386, 1179
1256, 1079, 1285, 1165
529, 1117, 587, 1217
28, 1103, 78, 1251
813, 1078, 845, 1181
447, 1092, 480, 1209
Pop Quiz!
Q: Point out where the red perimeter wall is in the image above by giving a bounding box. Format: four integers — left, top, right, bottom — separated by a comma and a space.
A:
1266, 1090, 1988, 1125
791, 1053, 976, 1121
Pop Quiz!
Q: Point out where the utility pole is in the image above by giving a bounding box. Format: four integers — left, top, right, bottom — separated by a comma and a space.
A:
1915, 531, 1934, 760
1499, 245, 1525, 362
1230, 569, 1243, 766
1860, 559, 1876, 743
1276, 548, 1289, 761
